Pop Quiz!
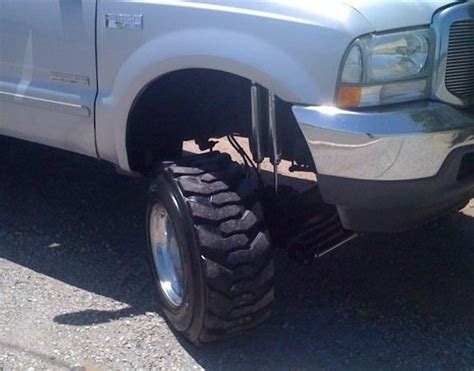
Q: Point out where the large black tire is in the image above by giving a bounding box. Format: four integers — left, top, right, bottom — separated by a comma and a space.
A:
146, 152, 274, 344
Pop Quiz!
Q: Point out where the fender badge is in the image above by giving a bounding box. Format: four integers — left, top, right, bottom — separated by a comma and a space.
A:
51, 72, 90, 87
105, 14, 143, 31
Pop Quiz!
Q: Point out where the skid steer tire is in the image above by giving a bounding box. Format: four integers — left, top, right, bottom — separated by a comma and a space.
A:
146, 152, 274, 344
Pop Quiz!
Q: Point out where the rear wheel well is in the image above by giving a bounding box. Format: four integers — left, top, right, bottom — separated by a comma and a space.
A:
126, 69, 314, 173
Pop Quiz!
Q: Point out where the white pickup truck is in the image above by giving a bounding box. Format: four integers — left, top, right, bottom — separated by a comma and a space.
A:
1, 0, 473, 344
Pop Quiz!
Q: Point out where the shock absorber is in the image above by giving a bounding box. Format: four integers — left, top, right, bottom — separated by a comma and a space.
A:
268, 91, 281, 193
250, 82, 281, 193
250, 82, 264, 173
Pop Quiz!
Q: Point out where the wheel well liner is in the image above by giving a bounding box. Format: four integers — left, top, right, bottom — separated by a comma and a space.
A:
126, 69, 315, 173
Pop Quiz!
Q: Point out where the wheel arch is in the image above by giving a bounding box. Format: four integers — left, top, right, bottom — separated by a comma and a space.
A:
95, 29, 319, 173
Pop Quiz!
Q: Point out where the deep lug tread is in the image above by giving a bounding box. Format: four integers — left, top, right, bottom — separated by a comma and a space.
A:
208, 286, 275, 319
188, 202, 243, 225
178, 177, 230, 197
210, 182, 255, 207
219, 206, 263, 237
204, 257, 274, 298
197, 228, 250, 260
210, 192, 242, 207
203, 306, 271, 336
168, 166, 207, 176
229, 262, 275, 295
198, 163, 243, 184
158, 152, 274, 343
227, 231, 271, 267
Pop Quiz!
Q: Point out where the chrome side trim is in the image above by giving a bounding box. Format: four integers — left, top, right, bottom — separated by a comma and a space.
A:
432, 1, 474, 107
293, 103, 474, 181
0, 90, 91, 117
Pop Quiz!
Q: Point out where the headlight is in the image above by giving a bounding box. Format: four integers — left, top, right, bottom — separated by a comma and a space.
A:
338, 29, 434, 108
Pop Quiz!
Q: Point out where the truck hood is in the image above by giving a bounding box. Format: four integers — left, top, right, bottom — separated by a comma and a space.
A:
184, 1, 463, 32
344, 0, 464, 30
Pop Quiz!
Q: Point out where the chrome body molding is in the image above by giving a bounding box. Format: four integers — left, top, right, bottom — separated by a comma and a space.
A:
0, 90, 91, 117
293, 102, 474, 181
432, 1, 474, 107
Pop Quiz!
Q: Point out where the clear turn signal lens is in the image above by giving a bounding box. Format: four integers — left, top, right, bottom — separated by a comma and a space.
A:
341, 46, 363, 84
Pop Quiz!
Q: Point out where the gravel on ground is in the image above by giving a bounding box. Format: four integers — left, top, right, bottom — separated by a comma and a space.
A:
1, 137, 474, 370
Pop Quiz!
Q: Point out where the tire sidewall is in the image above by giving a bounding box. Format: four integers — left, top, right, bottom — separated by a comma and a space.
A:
146, 171, 206, 341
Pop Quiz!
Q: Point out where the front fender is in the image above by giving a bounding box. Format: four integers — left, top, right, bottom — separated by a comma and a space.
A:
95, 1, 372, 171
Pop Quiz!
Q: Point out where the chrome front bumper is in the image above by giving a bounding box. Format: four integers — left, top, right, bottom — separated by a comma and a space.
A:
293, 102, 474, 181
293, 102, 474, 232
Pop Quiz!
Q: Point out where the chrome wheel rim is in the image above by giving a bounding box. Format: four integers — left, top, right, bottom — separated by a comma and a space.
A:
149, 203, 185, 307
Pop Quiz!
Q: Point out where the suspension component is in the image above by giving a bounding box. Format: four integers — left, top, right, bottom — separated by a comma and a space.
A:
268, 91, 281, 193
250, 82, 264, 175
249, 83, 281, 192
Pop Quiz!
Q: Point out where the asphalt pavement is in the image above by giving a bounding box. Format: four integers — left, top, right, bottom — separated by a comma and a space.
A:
1, 137, 474, 370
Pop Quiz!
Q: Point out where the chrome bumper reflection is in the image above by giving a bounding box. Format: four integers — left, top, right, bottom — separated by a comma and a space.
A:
292, 102, 474, 181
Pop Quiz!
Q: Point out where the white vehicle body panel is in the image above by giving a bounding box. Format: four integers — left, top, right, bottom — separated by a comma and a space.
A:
0, 0, 97, 157
343, 0, 462, 30
95, 1, 374, 169
0, 0, 462, 171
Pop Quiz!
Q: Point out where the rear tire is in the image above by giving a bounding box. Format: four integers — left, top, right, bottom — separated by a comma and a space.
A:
146, 152, 274, 344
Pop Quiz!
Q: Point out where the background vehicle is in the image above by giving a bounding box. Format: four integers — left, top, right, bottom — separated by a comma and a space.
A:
1, 0, 473, 343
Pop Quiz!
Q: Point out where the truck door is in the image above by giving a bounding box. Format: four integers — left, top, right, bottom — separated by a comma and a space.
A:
0, 0, 97, 157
